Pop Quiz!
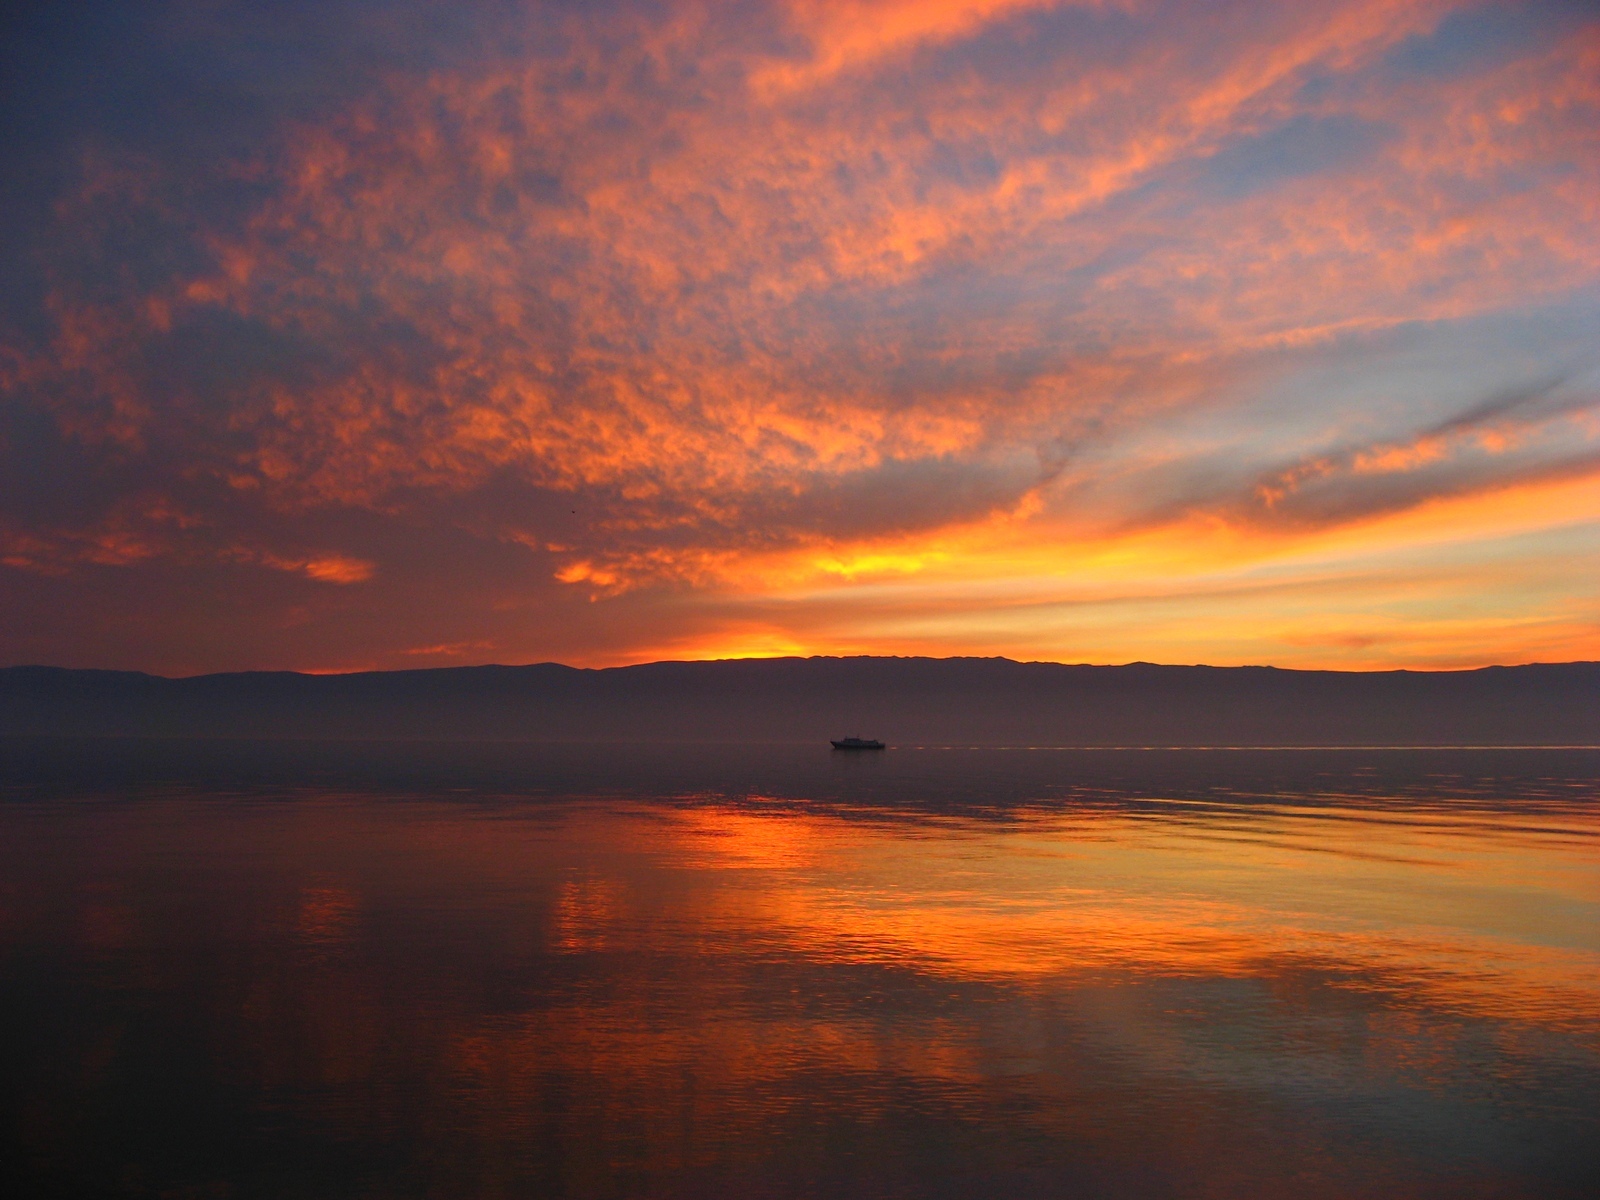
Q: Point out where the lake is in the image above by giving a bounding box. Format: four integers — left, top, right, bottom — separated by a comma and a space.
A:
2, 740, 1597, 1198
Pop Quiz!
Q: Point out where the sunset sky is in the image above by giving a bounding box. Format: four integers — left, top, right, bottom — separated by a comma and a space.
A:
2, 0, 1597, 674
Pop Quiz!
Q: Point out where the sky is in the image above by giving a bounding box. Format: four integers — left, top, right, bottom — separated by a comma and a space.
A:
1, 0, 1597, 675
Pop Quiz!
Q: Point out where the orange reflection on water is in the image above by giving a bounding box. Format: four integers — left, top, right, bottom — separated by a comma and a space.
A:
295, 884, 360, 949
600, 801, 1600, 1035
2, 779, 1596, 1198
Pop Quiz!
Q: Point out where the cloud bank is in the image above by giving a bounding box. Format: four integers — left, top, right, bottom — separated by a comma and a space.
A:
2, 0, 1597, 671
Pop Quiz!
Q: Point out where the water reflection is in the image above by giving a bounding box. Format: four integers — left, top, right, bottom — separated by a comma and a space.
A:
0, 744, 1596, 1198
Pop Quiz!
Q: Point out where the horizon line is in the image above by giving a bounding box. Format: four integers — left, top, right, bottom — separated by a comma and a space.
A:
5, 654, 1598, 682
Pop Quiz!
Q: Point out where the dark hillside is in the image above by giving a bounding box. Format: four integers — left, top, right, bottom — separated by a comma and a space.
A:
1, 657, 1595, 745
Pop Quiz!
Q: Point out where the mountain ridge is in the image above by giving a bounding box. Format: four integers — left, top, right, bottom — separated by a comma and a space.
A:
3, 657, 1595, 746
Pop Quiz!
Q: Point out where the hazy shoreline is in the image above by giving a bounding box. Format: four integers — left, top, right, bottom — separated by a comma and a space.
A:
5, 657, 1595, 747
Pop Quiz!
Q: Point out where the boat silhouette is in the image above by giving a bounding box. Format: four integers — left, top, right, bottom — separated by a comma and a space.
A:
830, 736, 885, 750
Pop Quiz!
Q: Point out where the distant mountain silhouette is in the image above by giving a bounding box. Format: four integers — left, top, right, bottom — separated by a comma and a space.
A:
2, 657, 1595, 745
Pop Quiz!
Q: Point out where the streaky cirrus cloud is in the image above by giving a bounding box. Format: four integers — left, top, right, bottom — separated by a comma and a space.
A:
0, 0, 1597, 672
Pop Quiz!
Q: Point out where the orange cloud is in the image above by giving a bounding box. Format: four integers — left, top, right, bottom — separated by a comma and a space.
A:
255, 552, 376, 584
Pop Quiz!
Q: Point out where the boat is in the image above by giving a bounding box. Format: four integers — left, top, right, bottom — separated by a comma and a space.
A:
830, 737, 886, 750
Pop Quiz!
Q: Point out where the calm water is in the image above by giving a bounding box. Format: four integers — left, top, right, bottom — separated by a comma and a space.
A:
2, 740, 1597, 1199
